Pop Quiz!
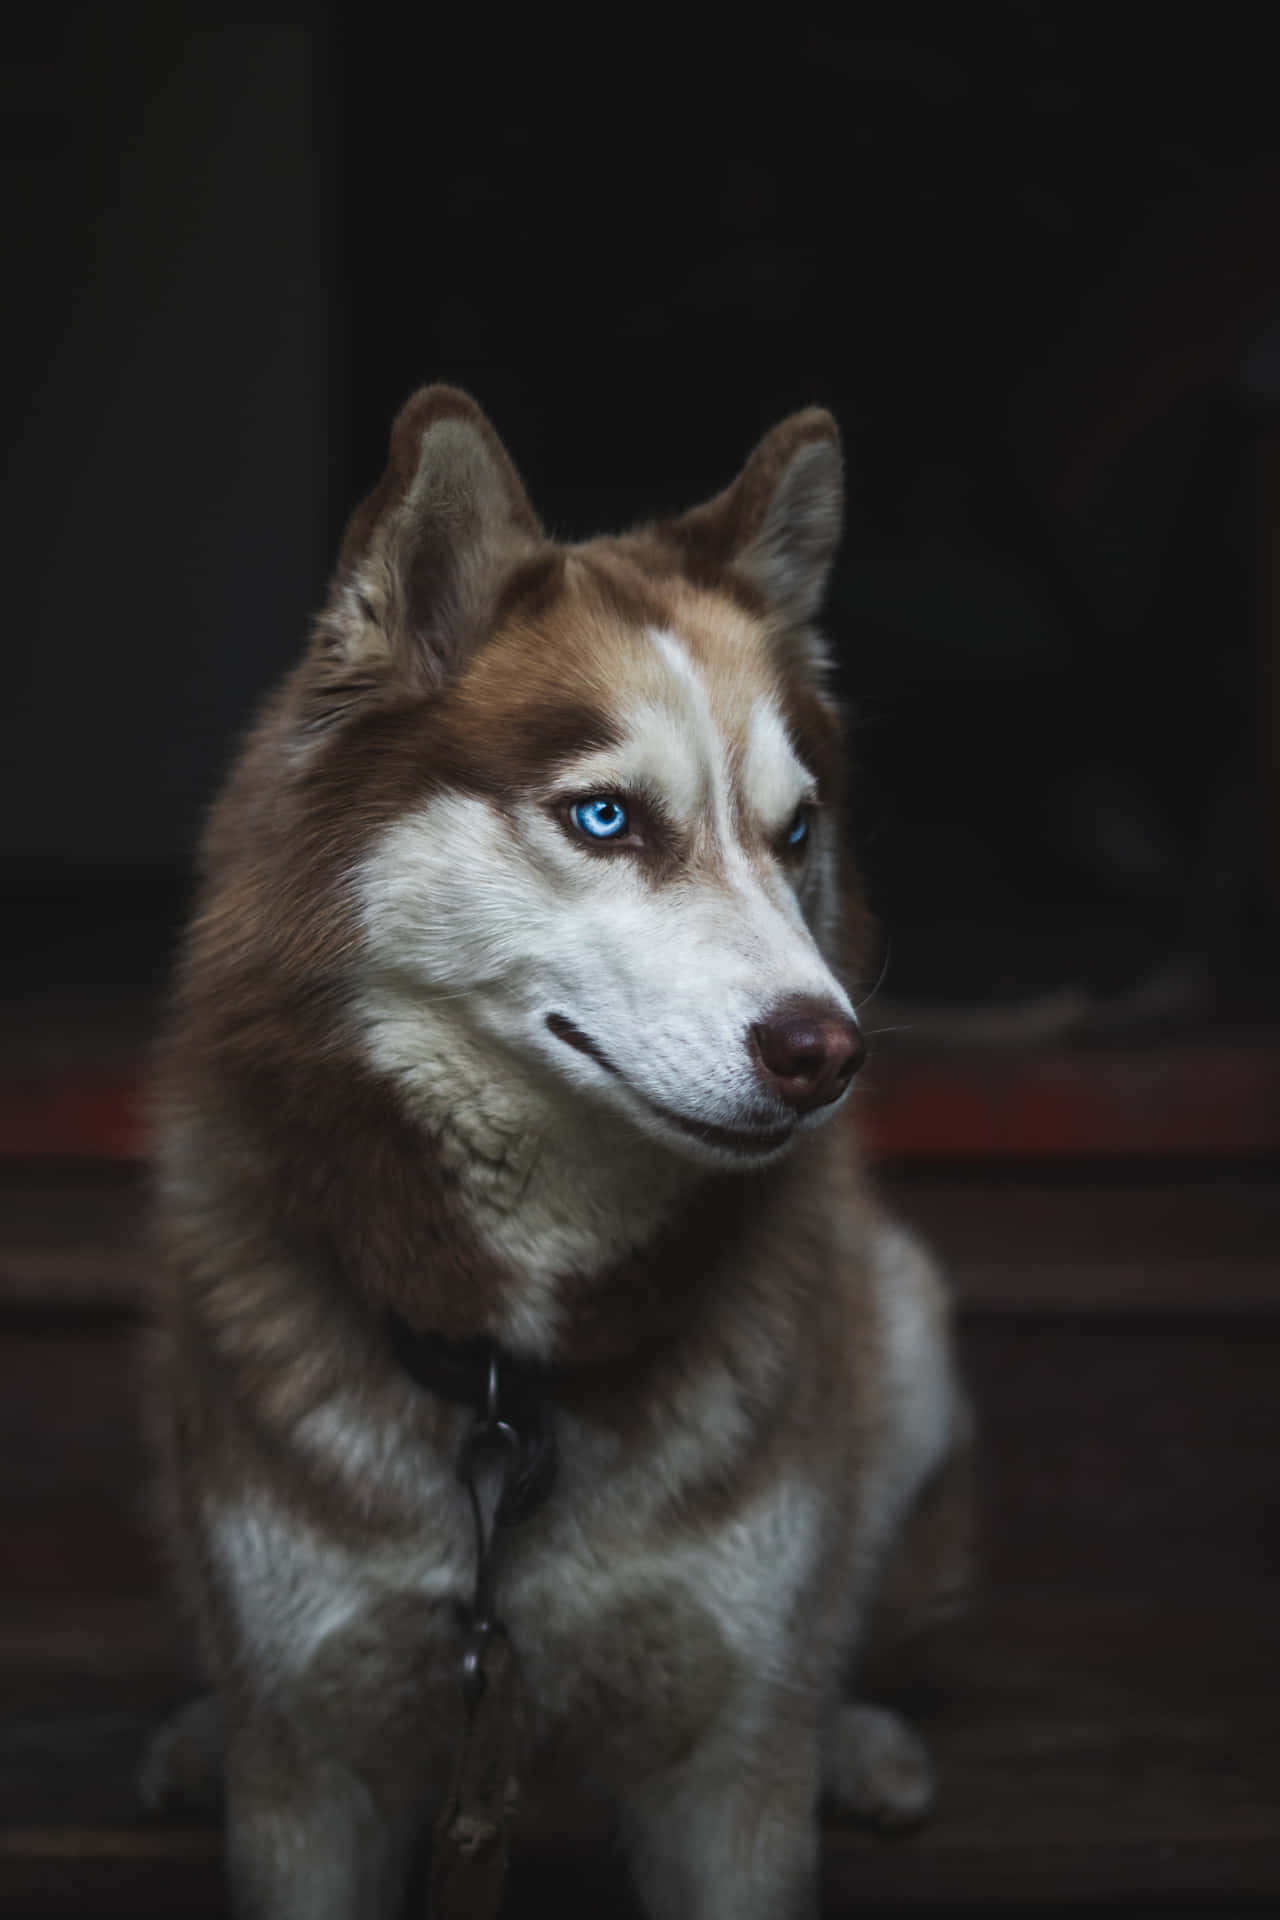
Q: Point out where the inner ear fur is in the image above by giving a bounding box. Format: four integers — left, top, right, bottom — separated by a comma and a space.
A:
308, 385, 543, 716
671, 408, 844, 637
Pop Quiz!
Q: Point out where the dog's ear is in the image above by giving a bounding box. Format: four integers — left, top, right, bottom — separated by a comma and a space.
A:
307, 386, 542, 722
671, 408, 843, 657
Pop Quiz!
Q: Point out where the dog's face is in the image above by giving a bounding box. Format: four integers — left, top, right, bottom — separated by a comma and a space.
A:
306, 390, 864, 1169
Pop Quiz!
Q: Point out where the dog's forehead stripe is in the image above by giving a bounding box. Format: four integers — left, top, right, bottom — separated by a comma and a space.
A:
649, 627, 738, 844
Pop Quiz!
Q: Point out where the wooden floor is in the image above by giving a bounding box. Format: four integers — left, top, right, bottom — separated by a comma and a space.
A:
2, 1161, 1278, 1916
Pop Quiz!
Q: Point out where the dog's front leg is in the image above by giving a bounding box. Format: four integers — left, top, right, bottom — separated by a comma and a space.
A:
620, 1707, 821, 1920
224, 1716, 419, 1920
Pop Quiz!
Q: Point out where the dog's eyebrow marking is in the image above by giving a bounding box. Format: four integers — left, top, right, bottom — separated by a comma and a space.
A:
556, 627, 728, 826
554, 697, 705, 819
744, 699, 814, 831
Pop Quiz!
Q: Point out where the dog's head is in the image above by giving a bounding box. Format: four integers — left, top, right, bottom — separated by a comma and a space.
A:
288, 388, 867, 1169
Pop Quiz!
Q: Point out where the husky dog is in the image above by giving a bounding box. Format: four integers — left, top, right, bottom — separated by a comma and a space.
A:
145, 387, 973, 1919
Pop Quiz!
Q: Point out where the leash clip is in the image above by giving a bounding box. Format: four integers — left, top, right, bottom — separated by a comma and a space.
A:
457, 1350, 522, 1700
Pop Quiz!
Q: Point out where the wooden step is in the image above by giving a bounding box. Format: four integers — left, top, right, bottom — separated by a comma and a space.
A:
882, 1163, 1280, 1315
5, 1576, 1278, 1914
2, 1257, 1277, 1913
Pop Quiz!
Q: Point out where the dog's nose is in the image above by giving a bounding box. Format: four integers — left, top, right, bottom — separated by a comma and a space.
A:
751, 1003, 865, 1112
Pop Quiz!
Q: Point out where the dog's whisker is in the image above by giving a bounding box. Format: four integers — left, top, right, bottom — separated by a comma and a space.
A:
852, 936, 893, 1015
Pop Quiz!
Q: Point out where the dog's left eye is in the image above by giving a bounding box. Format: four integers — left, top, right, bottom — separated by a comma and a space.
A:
785, 805, 811, 852
570, 796, 629, 841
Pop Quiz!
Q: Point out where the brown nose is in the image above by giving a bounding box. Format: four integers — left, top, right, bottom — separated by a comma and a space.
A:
751, 1004, 865, 1113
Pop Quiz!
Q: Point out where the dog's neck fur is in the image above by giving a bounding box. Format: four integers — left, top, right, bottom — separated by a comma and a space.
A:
354, 984, 705, 1359
173, 974, 750, 1388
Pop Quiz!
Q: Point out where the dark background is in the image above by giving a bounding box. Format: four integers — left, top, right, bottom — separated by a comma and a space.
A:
7, 6, 1280, 1005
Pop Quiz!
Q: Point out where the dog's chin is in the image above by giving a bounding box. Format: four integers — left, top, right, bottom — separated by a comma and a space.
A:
540, 1011, 801, 1169
626, 1097, 799, 1169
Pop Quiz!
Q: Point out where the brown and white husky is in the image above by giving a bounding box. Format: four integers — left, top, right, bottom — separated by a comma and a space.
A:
144, 386, 974, 1919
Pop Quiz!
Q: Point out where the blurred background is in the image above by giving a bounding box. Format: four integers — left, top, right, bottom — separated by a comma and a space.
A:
7, 6, 1280, 1023
2, 8, 1278, 1917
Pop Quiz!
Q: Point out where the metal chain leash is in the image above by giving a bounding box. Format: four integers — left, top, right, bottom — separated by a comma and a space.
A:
429, 1346, 555, 1920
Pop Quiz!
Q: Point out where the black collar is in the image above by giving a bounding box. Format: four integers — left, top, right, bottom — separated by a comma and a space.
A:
388, 1312, 557, 1522
387, 1315, 548, 1416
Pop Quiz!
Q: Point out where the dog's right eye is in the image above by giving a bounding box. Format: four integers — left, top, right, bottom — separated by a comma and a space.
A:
570, 796, 629, 841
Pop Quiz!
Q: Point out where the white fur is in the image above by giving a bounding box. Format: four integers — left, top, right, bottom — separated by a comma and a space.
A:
567, 693, 709, 823
209, 1498, 382, 1686
207, 1469, 473, 1694
686, 1478, 821, 1673
293, 1392, 448, 1503
871, 1220, 956, 1498
743, 697, 814, 834
649, 628, 733, 840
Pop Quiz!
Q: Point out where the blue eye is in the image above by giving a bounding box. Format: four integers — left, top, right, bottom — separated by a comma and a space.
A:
787, 807, 810, 849
571, 796, 629, 841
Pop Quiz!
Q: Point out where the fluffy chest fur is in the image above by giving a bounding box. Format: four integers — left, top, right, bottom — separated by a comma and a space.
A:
194, 1203, 954, 1797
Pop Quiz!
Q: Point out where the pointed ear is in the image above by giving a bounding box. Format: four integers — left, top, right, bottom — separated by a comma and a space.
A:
672, 408, 843, 633
307, 386, 542, 721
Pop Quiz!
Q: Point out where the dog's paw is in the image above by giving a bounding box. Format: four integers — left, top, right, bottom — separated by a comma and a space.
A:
139, 1692, 224, 1814
822, 1702, 935, 1831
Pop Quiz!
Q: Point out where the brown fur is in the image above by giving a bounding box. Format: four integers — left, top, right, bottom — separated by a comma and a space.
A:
146, 387, 972, 1920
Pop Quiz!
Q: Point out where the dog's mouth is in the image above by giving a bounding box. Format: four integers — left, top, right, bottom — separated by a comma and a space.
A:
545, 1013, 793, 1158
